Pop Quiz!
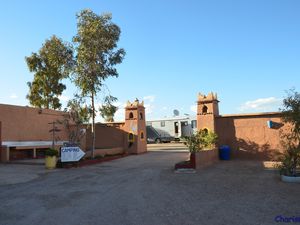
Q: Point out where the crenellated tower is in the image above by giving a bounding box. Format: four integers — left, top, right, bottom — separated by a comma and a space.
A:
197, 92, 219, 132
123, 99, 147, 154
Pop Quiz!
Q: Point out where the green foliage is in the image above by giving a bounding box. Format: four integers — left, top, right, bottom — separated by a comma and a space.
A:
281, 89, 300, 140
184, 129, 218, 153
72, 9, 125, 97
99, 95, 118, 122
26, 35, 74, 109
184, 132, 202, 153
66, 97, 92, 125
24, 10, 124, 157
279, 89, 300, 176
72, 9, 125, 157
61, 97, 92, 145
278, 144, 300, 176
201, 130, 218, 149
45, 148, 58, 157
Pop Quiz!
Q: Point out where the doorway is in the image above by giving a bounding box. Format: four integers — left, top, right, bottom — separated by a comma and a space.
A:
174, 122, 179, 135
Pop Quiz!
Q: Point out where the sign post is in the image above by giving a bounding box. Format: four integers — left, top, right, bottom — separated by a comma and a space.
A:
61, 147, 85, 162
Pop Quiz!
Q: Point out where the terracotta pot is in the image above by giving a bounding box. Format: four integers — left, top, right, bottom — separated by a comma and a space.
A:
190, 152, 196, 169
281, 175, 300, 183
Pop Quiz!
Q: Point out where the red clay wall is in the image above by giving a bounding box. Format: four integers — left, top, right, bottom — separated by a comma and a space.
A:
84, 123, 126, 151
0, 102, 147, 158
0, 104, 68, 141
195, 149, 219, 168
216, 113, 287, 160
0, 121, 1, 144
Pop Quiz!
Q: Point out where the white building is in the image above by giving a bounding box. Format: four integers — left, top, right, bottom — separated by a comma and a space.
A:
146, 115, 197, 140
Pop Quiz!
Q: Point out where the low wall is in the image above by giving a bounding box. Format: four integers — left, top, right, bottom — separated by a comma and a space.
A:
84, 147, 124, 158
1, 147, 7, 162
195, 149, 219, 168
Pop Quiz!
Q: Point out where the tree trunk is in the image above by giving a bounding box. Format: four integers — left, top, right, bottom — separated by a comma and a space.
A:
51, 122, 55, 149
91, 92, 96, 159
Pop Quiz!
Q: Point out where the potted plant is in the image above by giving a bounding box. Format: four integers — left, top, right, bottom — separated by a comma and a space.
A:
45, 148, 58, 169
279, 89, 300, 182
175, 129, 218, 170
185, 132, 202, 153
184, 132, 203, 168
278, 144, 300, 182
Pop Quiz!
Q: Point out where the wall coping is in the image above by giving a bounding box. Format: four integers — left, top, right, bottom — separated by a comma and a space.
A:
217, 111, 282, 118
0, 103, 66, 114
103, 122, 125, 126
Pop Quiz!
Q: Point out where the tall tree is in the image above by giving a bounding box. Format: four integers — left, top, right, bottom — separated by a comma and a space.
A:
26, 35, 73, 109
73, 9, 125, 157
99, 95, 118, 122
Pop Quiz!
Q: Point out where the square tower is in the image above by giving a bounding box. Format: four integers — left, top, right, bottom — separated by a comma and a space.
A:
123, 99, 147, 154
197, 92, 219, 132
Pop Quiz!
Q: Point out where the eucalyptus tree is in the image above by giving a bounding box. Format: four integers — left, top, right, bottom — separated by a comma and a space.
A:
26, 35, 74, 109
72, 9, 125, 157
99, 95, 118, 122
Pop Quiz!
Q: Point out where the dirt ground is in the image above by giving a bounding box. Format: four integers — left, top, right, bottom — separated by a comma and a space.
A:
0, 147, 299, 225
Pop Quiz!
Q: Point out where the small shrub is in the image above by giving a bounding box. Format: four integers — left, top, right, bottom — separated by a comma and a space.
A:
279, 89, 300, 176
278, 144, 300, 176
184, 129, 218, 153
184, 133, 202, 153
45, 148, 58, 157
201, 130, 218, 149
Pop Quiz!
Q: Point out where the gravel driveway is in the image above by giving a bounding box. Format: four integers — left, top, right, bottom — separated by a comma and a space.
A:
0, 150, 299, 225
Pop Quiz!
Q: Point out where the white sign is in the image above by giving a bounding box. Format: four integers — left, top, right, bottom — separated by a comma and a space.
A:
61, 147, 85, 162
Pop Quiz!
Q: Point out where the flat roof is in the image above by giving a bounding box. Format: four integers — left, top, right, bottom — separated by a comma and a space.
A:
147, 116, 196, 122
2, 141, 66, 148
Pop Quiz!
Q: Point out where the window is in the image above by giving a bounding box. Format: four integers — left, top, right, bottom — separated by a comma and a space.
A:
129, 112, 134, 119
141, 132, 144, 139
202, 105, 208, 114
203, 128, 208, 134
191, 120, 197, 129
128, 133, 134, 142
161, 121, 165, 127
139, 112, 143, 120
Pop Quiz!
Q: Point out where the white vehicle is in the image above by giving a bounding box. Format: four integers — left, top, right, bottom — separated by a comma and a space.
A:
146, 115, 197, 141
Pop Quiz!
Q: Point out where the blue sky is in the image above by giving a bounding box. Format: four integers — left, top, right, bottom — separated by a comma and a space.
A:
0, 0, 299, 121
